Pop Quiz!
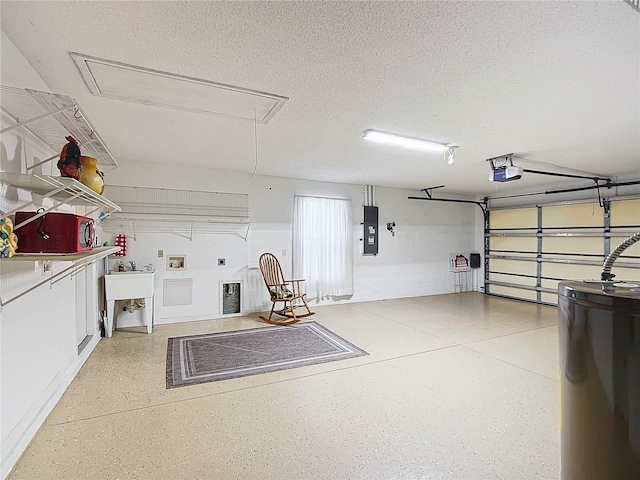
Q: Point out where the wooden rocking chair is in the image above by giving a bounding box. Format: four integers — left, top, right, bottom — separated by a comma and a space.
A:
258, 252, 315, 325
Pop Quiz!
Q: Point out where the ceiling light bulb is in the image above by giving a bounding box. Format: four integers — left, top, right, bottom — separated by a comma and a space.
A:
363, 129, 450, 153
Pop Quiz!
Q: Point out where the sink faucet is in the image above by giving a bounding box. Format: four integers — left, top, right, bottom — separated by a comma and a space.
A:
129, 261, 137, 271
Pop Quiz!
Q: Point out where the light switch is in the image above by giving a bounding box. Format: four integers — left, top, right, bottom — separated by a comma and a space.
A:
158, 250, 164, 258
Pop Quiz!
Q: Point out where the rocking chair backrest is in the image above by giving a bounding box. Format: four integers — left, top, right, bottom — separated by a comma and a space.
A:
259, 253, 285, 291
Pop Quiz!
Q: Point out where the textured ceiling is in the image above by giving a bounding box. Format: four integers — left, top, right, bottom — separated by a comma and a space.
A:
1, 1, 638, 195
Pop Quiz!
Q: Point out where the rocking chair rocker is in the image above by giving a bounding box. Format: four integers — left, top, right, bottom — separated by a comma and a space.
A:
258, 252, 315, 325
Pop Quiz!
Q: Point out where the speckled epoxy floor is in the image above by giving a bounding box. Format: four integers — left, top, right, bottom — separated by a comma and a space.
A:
8, 293, 560, 479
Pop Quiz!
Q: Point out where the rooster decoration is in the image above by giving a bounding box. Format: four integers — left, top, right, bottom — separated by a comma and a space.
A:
57, 136, 82, 180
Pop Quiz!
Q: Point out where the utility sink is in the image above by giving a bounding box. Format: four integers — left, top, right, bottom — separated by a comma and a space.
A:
104, 271, 155, 337
106, 271, 154, 298
110, 270, 150, 275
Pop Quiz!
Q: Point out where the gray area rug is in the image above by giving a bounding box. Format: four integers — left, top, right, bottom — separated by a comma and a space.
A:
166, 321, 368, 388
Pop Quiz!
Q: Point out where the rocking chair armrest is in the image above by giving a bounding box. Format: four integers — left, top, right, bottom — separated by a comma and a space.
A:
267, 282, 296, 300
285, 279, 305, 297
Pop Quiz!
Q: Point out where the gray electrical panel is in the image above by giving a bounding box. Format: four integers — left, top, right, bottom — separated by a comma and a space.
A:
363, 206, 378, 255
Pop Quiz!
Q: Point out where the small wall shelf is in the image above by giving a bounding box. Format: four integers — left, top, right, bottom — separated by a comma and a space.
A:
0, 85, 118, 172
0, 246, 120, 308
2, 246, 120, 263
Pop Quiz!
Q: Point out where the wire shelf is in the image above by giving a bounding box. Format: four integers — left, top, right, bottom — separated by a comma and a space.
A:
102, 185, 250, 239
101, 216, 251, 240
0, 85, 118, 170
0, 173, 120, 211
104, 185, 249, 218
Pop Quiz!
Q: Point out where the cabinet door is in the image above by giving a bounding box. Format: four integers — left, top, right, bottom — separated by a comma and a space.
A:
75, 268, 88, 346
75, 262, 100, 349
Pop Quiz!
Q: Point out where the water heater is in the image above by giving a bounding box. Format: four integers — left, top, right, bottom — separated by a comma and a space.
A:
558, 280, 640, 479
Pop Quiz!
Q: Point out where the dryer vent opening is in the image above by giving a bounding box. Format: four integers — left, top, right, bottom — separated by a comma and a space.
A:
221, 281, 242, 315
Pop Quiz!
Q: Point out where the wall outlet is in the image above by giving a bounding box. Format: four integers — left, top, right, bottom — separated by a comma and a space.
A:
218, 258, 225, 266
158, 250, 164, 258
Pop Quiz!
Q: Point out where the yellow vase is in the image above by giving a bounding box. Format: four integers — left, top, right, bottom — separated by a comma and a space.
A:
80, 156, 105, 194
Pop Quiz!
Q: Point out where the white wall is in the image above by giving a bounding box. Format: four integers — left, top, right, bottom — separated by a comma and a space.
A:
105, 161, 479, 324
0, 31, 102, 479
106, 231, 249, 326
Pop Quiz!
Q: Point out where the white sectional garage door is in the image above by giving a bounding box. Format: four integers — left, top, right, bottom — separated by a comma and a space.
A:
486, 198, 640, 305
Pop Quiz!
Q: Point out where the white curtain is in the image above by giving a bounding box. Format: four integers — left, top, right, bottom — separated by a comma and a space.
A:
293, 195, 354, 299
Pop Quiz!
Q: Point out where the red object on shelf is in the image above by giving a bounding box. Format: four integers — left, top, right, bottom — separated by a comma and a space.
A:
114, 234, 126, 256
14, 211, 94, 254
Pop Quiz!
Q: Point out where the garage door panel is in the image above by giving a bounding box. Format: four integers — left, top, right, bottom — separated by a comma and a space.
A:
543, 203, 603, 227
490, 208, 537, 229
489, 273, 537, 286
543, 237, 604, 255
491, 236, 537, 252
611, 199, 640, 225
609, 267, 640, 282
490, 285, 537, 301
487, 199, 637, 306
542, 263, 602, 281
541, 278, 561, 290
490, 258, 537, 276
541, 292, 558, 304
611, 241, 640, 257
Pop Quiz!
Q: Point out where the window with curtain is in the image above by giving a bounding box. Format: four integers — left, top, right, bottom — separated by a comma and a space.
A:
293, 195, 354, 300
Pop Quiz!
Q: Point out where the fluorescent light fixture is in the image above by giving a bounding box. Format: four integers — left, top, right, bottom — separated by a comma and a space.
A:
363, 129, 454, 153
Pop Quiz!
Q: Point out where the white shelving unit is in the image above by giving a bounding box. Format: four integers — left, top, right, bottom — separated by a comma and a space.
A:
0, 85, 118, 172
1, 84, 122, 229
0, 85, 123, 307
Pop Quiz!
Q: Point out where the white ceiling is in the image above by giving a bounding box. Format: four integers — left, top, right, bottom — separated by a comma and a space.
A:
1, 1, 639, 196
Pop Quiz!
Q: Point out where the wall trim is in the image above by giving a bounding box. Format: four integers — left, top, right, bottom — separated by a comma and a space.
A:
1, 335, 101, 480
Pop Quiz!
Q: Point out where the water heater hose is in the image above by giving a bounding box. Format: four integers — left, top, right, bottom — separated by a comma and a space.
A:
601, 232, 640, 281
